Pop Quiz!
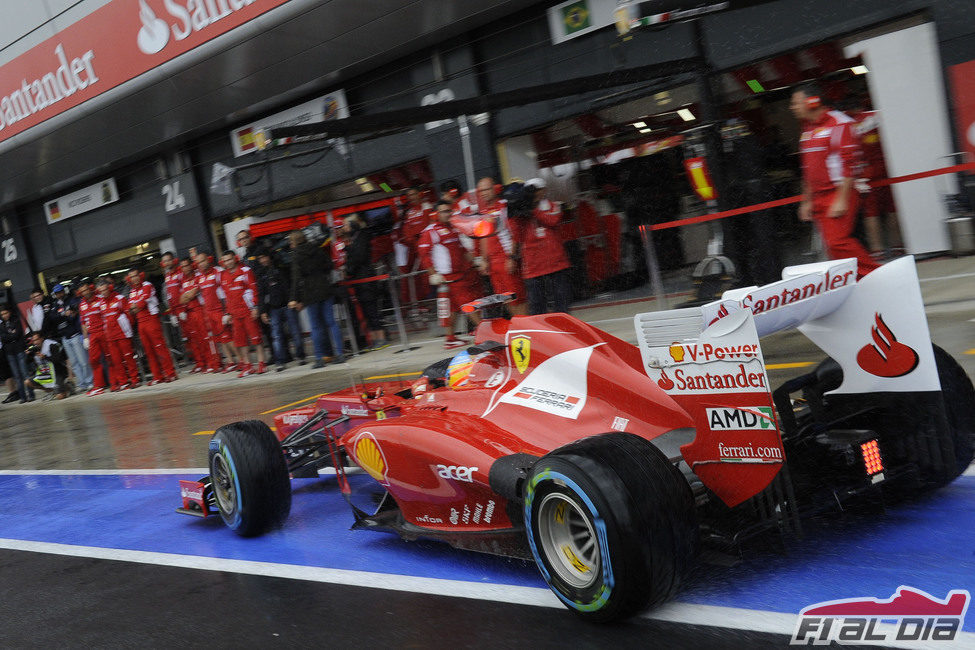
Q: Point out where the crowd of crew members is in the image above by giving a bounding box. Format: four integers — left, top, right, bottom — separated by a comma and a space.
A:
0, 176, 572, 402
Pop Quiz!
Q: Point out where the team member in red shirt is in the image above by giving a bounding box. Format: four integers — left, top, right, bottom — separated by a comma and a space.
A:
509, 180, 572, 314
161, 251, 185, 325
396, 186, 433, 304
465, 177, 527, 315
851, 103, 903, 257
193, 252, 238, 371
219, 251, 267, 376
418, 200, 482, 348
126, 269, 178, 384
791, 83, 878, 278
96, 278, 140, 390
77, 283, 109, 396
178, 257, 222, 373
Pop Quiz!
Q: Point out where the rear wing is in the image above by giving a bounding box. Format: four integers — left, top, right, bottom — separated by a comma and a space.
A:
637, 256, 940, 396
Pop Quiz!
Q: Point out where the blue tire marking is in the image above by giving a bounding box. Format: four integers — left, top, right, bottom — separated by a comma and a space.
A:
524, 467, 614, 612
219, 442, 243, 530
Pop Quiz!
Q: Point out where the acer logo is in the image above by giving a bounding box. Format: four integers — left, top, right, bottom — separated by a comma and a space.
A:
856, 313, 919, 378
436, 464, 478, 482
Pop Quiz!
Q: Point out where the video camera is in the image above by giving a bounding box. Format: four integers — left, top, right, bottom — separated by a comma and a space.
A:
501, 182, 536, 220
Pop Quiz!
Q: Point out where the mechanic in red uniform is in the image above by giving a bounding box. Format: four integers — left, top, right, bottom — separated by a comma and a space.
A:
219, 251, 267, 377
126, 269, 178, 384
193, 252, 238, 371
178, 257, 222, 373
509, 179, 572, 315
160, 251, 185, 330
96, 278, 140, 390
396, 186, 433, 305
791, 83, 878, 278
418, 200, 482, 348
851, 102, 903, 258
77, 283, 109, 396
465, 177, 527, 315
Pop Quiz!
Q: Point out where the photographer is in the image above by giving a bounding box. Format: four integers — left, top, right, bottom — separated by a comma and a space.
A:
507, 180, 571, 315
24, 331, 69, 400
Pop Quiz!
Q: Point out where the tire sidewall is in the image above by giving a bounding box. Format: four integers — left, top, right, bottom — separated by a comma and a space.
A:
524, 456, 624, 617
209, 430, 245, 531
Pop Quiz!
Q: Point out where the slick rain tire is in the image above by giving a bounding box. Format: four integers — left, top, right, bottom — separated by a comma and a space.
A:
524, 433, 698, 623
933, 344, 975, 481
208, 420, 292, 537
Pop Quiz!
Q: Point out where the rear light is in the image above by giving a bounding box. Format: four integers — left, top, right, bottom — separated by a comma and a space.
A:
861, 439, 884, 475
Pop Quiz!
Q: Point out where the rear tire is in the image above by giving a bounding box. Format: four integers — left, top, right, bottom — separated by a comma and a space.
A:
524, 433, 697, 622
208, 420, 291, 537
933, 345, 975, 481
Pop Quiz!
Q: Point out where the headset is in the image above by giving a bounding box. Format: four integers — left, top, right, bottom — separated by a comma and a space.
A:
800, 82, 824, 110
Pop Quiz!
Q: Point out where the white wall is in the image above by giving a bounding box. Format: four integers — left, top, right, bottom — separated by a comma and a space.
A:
845, 23, 954, 253
0, 1, 111, 62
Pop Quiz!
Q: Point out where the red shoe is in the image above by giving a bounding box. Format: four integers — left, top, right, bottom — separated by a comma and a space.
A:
164, 375, 178, 383
189, 366, 204, 374
148, 379, 161, 386
86, 387, 106, 397
204, 367, 218, 374
221, 364, 238, 374
256, 362, 267, 375
238, 364, 254, 378
443, 338, 465, 350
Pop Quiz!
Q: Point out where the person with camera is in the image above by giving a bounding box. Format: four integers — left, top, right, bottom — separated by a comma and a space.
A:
50, 284, 93, 392
24, 330, 70, 400
508, 179, 572, 315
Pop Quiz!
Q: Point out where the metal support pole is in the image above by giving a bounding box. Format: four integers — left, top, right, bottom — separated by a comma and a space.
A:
639, 225, 666, 309
340, 295, 360, 356
387, 273, 420, 353
459, 115, 476, 194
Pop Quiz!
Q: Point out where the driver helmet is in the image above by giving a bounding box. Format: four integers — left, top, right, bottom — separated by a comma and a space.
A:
447, 349, 502, 389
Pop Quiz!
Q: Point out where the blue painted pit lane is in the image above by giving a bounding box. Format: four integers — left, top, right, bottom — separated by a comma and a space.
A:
1, 472, 972, 630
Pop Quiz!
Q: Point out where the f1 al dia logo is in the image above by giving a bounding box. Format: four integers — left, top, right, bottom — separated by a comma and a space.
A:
791, 585, 970, 645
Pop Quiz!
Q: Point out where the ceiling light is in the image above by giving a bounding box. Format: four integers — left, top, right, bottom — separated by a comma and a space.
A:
677, 109, 696, 121
851, 65, 869, 75
639, 128, 653, 134
632, 121, 647, 128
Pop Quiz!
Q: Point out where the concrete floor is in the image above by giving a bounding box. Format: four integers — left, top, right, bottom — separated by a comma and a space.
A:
0, 254, 972, 646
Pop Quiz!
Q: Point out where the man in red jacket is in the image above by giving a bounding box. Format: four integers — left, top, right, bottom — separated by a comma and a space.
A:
193, 252, 237, 371
178, 257, 222, 373
465, 177, 527, 315
219, 251, 267, 377
96, 278, 140, 390
77, 283, 109, 396
396, 186, 433, 305
126, 269, 178, 384
418, 200, 482, 348
791, 83, 878, 278
509, 180, 572, 314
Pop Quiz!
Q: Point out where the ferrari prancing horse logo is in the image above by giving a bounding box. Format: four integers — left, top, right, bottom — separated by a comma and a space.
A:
511, 335, 531, 374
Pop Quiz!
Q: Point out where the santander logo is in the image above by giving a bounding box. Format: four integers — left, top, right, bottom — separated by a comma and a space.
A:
657, 369, 675, 390
856, 313, 919, 378
136, 0, 261, 56
137, 0, 170, 54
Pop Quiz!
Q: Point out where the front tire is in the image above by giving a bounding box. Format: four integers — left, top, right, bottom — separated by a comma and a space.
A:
524, 433, 697, 622
208, 420, 291, 537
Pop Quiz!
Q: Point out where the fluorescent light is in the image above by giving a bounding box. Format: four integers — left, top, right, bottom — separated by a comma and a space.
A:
677, 109, 696, 121
632, 121, 647, 128
851, 65, 869, 75
639, 128, 653, 134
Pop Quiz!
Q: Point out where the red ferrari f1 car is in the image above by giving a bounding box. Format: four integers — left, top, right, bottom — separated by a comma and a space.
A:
178, 256, 973, 622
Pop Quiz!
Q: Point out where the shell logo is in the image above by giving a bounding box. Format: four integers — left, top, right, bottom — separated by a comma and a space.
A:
353, 433, 389, 485
668, 343, 685, 362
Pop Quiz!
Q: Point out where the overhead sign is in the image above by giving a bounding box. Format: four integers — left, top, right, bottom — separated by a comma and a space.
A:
0, 0, 294, 145
230, 90, 349, 157
45, 178, 119, 225
548, 0, 617, 44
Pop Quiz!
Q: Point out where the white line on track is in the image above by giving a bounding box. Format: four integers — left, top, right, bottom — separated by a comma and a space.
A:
919, 271, 975, 283
0, 468, 208, 475
0, 537, 970, 648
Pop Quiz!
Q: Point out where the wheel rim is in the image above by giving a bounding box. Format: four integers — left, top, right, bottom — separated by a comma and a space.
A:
537, 492, 600, 589
211, 452, 237, 515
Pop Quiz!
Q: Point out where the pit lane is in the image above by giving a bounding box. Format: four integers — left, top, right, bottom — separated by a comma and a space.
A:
0, 262, 973, 647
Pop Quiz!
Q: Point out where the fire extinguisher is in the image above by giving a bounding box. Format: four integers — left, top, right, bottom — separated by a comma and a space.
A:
437, 282, 451, 329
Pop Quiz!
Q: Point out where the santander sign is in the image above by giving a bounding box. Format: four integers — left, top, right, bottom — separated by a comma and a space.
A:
0, 0, 291, 145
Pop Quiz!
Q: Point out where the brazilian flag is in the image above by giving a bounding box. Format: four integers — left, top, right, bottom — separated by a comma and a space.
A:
562, 0, 591, 35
